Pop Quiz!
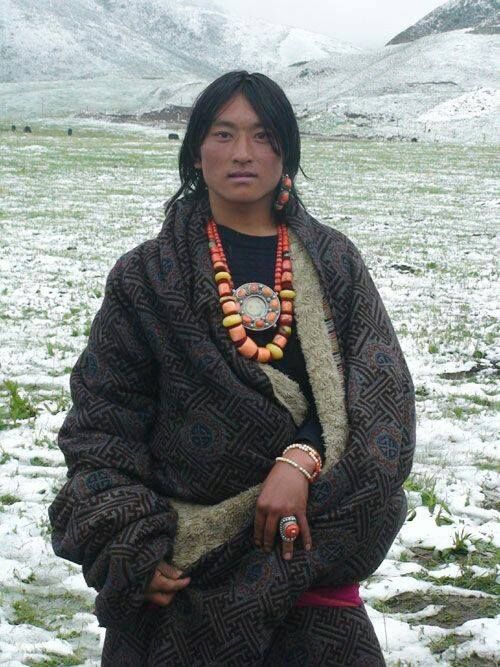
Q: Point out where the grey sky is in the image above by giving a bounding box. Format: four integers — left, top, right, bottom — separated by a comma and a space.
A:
213, 0, 446, 49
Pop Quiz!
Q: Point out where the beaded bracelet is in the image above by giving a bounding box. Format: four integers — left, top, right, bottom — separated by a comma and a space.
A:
275, 456, 313, 482
282, 443, 322, 481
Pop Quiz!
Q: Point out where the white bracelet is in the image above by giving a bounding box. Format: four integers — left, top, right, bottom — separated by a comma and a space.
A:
275, 456, 313, 482
283, 443, 322, 471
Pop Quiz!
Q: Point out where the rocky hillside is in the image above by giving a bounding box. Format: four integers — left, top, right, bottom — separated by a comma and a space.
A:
386, 0, 499, 45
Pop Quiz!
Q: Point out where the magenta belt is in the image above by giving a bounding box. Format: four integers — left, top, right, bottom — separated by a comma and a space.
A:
295, 583, 363, 608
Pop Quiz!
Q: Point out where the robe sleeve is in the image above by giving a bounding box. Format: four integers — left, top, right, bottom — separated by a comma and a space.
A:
48, 254, 178, 628
293, 402, 326, 463
303, 236, 416, 587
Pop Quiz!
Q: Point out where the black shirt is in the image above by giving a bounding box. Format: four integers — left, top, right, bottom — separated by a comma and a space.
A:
217, 223, 325, 461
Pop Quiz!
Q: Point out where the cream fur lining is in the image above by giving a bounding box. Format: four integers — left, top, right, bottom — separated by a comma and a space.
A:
170, 231, 348, 569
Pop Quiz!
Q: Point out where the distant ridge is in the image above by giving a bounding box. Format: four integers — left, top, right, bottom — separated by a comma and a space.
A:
386, 0, 499, 45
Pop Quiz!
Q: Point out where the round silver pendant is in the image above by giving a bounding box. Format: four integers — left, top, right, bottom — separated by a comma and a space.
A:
234, 282, 281, 331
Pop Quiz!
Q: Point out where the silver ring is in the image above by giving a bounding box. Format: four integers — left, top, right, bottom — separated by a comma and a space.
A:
279, 515, 300, 542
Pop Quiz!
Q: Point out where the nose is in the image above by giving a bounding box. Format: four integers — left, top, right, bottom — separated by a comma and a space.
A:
232, 133, 253, 163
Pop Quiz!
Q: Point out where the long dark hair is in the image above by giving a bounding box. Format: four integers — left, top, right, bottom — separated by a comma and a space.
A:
164, 70, 307, 216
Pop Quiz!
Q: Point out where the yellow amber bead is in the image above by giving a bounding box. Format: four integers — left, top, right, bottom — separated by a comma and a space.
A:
279, 289, 296, 300
215, 271, 231, 283
266, 343, 284, 360
223, 314, 242, 328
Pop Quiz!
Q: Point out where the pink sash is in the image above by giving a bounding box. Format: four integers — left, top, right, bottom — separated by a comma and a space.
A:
295, 583, 362, 608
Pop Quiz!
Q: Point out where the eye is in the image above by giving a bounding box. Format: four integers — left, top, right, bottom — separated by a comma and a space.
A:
214, 131, 231, 139
255, 131, 270, 141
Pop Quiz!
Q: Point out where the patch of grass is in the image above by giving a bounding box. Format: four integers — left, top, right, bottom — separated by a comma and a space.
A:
1, 379, 38, 423
34, 435, 58, 449
30, 456, 52, 466
372, 592, 498, 627
11, 591, 93, 632
42, 388, 72, 415
0, 449, 11, 464
428, 342, 439, 354
0, 493, 21, 506
26, 651, 84, 667
403, 474, 445, 514
410, 539, 500, 573
429, 633, 468, 655
12, 599, 45, 628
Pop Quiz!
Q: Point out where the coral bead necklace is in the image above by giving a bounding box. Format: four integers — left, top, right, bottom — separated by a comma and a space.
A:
206, 217, 296, 363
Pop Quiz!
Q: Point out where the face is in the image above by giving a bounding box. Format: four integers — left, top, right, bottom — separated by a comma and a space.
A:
194, 93, 283, 208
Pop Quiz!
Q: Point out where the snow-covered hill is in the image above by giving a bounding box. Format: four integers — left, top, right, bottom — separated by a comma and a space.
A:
0, 0, 497, 144
277, 29, 499, 143
387, 0, 499, 45
0, 0, 359, 83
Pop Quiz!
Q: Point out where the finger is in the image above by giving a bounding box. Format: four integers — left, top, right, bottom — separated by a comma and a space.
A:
156, 562, 185, 579
296, 511, 312, 551
154, 575, 191, 595
282, 538, 294, 561
262, 513, 278, 553
144, 591, 175, 607
254, 507, 266, 547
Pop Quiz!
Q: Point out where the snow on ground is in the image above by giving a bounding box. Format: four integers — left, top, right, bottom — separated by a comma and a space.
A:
0, 121, 498, 665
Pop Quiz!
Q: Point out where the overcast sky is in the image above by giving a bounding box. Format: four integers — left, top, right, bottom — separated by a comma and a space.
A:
213, 0, 446, 49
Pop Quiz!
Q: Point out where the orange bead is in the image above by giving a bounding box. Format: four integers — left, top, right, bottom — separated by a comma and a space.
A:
273, 334, 288, 349
222, 300, 239, 315
266, 312, 277, 323
262, 286, 273, 297
228, 325, 246, 342
282, 176, 292, 190
242, 314, 252, 326
281, 300, 293, 314
282, 271, 293, 283
270, 299, 279, 309
257, 347, 272, 363
279, 314, 293, 326
237, 337, 258, 358
254, 319, 265, 328
282, 259, 292, 271
214, 261, 226, 271
218, 282, 232, 297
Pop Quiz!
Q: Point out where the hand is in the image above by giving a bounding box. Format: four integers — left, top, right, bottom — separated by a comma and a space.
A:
143, 560, 191, 607
254, 448, 316, 561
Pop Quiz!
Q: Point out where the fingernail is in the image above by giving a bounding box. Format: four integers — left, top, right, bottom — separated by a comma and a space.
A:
284, 553, 292, 560
305, 544, 311, 551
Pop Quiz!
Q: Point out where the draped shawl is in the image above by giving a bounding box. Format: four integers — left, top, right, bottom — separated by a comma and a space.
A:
48, 195, 415, 664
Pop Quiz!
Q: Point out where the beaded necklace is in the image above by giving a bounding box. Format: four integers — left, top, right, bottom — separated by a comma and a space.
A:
207, 217, 296, 363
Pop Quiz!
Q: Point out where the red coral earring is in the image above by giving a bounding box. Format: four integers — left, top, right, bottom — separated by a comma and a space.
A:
274, 174, 293, 211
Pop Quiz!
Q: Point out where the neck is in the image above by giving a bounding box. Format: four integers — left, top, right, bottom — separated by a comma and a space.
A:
208, 192, 278, 236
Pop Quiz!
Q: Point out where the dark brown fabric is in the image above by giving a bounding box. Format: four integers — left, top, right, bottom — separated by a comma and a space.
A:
48, 195, 415, 664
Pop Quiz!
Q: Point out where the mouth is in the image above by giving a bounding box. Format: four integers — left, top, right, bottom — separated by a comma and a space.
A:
228, 172, 257, 178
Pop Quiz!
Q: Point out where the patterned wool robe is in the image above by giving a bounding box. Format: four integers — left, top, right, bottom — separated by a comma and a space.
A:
49, 195, 416, 665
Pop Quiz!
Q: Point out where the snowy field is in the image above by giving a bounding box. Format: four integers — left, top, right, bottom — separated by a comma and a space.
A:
0, 121, 498, 666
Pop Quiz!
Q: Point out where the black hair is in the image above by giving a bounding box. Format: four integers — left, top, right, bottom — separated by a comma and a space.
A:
164, 70, 307, 216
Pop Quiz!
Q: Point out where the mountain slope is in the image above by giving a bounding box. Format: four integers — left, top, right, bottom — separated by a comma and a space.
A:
0, 0, 359, 83
277, 29, 498, 142
386, 0, 499, 45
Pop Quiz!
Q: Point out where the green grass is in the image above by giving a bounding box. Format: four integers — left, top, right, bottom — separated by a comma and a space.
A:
26, 651, 84, 667
1, 379, 38, 424
371, 592, 498, 627
0, 494, 21, 506
11, 591, 93, 631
